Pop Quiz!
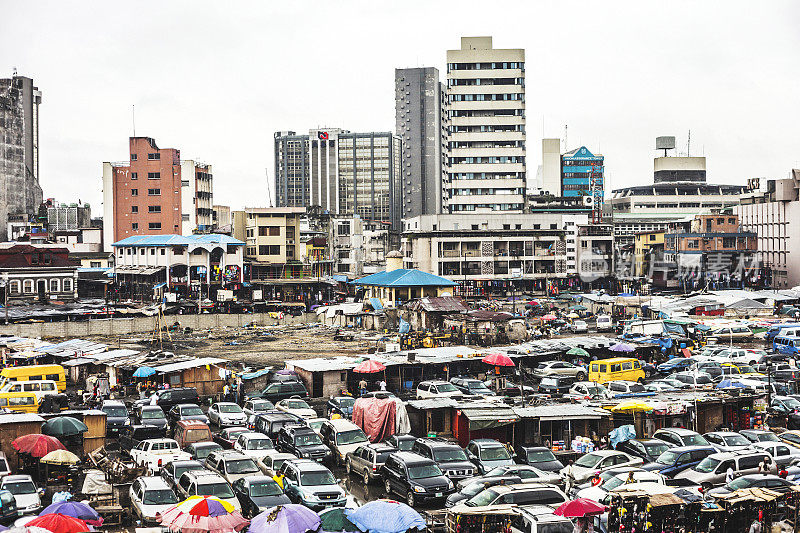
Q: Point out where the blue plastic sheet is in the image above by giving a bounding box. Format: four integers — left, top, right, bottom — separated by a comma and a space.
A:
609, 424, 636, 449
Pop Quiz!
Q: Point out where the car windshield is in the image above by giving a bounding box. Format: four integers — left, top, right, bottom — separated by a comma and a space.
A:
0, 458, 7, 472
336, 429, 368, 446
183, 406, 204, 416
466, 488, 499, 507
467, 382, 490, 391
141, 409, 164, 420
694, 457, 721, 473
103, 406, 128, 418
174, 464, 202, 480
757, 433, 781, 442
434, 449, 468, 462
185, 428, 211, 441
574, 453, 603, 468
783, 398, 800, 409
541, 378, 559, 387
683, 434, 710, 446
337, 398, 355, 408
463, 482, 489, 497
226, 459, 259, 474
526, 450, 557, 463
308, 420, 324, 431
199, 482, 234, 499
143, 488, 179, 505
479, 446, 511, 461
295, 433, 323, 446
603, 477, 626, 491
408, 464, 444, 479
250, 480, 283, 497
3, 481, 35, 494
395, 439, 414, 451
437, 383, 459, 393
284, 400, 310, 409
300, 471, 336, 486
644, 442, 670, 457
722, 435, 750, 446
253, 402, 274, 412
247, 438, 274, 450
194, 445, 222, 460
220, 404, 243, 414
728, 477, 754, 490
738, 366, 757, 374
585, 387, 606, 395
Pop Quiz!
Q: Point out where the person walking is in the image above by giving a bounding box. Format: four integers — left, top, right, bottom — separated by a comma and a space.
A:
726, 465, 735, 484
358, 378, 368, 397
379, 379, 387, 391
564, 459, 576, 495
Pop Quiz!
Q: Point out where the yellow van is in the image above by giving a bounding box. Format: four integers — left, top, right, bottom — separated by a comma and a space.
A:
588, 357, 645, 384
0, 392, 40, 413
0, 365, 66, 392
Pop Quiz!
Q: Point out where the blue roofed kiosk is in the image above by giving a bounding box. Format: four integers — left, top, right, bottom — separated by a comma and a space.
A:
351, 251, 456, 307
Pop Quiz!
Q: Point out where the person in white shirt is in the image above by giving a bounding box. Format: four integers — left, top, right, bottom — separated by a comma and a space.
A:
379, 380, 387, 391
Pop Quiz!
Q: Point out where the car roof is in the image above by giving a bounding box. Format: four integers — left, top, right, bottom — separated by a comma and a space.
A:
665, 445, 714, 453
241, 475, 275, 485
139, 476, 171, 489
416, 438, 461, 449
657, 428, 699, 435
214, 402, 239, 407
706, 431, 743, 437
366, 443, 397, 451
3, 474, 32, 482
587, 450, 626, 457
392, 451, 434, 465
325, 418, 360, 430
488, 483, 560, 494
420, 380, 450, 386
190, 441, 222, 449
102, 400, 125, 406
177, 403, 201, 409
182, 470, 225, 481
288, 459, 330, 471
708, 450, 768, 459
177, 419, 208, 427
471, 439, 504, 447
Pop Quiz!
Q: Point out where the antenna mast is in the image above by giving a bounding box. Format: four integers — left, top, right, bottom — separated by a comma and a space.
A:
687, 130, 691, 156
132, 105, 136, 137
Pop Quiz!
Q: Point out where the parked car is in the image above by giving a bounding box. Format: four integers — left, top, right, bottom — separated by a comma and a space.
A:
778, 430, 800, 447
771, 396, 800, 429
466, 439, 515, 474
615, 439, 674, 463
606, 380, 646, 396
159, 459, 206, 491
137, 387, 201, 412
0, 451, 10, 479
119, 425, 166, 456
657, 357, 697, 375
740, 429, 782, 443
458, 464, 561, 490
101, 399, 130, 436
183, 441, 223, 462
243, 399, 276, 427
130, 439, 192, 474
749, 441, 800, 467
412, 438, 477, 481
514, 447, 564, 472
675, 450, 771, 489
129, 476, 179, 526
536, 376, 576, 396
450, 377, 494, 396
231, 476, 290, 518
253, 412, 306, 440
706, 474, 797, 498
232, 432, 276, 461
173, 420, 213, 449
562, 450, 644, 483
319, 418, 369, 466
446, 476, 522, 508
652, 428, 711, 448
305, 418, 326, 434
279, 459, 347, 511
214, 427, 252, 449
459, 483, 567, 509
175, 470, 240, 511
510, 505, 575, 533
325, 396, 356, 418
250, 382, 309, 403
345, 443, 397, 484
695, 361, 724, 381
0, 475, 41, 515
276, 426, 330, 462
275, 398, 317, 420
671, 371, 714, 389
0, 490, 17, 524
416, 380, 462, 399
381, 451, 454, 507
708, 325, 753, 341
566, 382, 612, 400
256, 452, 297, 478
385, 434, 417, 452
569, 320, 589, 333
641, 446, 718, 477
132, 405, 168, 432
702, 431, 752, 452
577, 471, 663, 503
167, 403, 209, 428
208, 402, 248, 428
205, 450, 261, 485
533, 361, 587, 381
596, 315, 614, 331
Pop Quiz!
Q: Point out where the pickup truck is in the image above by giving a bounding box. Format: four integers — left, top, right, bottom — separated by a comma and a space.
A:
119, 425, 167, 456
130, 439, 191, 474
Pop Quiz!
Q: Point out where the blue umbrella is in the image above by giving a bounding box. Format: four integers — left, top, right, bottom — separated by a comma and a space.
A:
716, 379, 746, 389
133, 366, 156, 378
345, 500, 425, 533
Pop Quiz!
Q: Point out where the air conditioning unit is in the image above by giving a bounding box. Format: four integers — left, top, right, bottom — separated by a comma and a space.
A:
583, 196, 595, 206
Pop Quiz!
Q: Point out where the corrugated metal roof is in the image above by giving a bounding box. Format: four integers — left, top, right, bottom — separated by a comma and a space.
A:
0, 413, 45, 425
461, 406, 519, 422
113, 234, 244, 247
514, 404, 610, 420
407, 398, 460, 410
153, 357, 227, 374
416, 296, 468, 312
352, 269, 456, 288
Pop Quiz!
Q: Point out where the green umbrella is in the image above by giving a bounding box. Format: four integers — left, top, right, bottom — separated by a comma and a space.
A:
319, 507, 359, 533
569, 305, 587, 311
567, 347, 590, 357
42, 416, 88, 437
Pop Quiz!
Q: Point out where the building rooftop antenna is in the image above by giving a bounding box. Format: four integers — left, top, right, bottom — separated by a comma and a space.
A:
687, 129, 691, 157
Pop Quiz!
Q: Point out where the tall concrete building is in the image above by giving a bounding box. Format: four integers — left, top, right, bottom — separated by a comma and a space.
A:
394, 67, 446, 217
445, 37, 526, 213
102, 137, 214, 251
0, 74, 43, 240
536, 138, 604, 205
274, 129, 402, 229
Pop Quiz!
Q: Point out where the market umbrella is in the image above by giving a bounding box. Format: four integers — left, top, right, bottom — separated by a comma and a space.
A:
346, 500, 425, 533
353, 359, 386, 374
318, 508, 359, 533
567, 312, 580, 319
40, 449, 80, 466
42, 417, 88, 437
249, 504, 320, 533
482, 352, 515, 367
716, 379, 746, 389
39, 502, 102, 527
12, 434, 66, 458
566, 347, 590, 357
554, 498, 607, 518
159, 496, 248, 533
133, 366, 156, 378
3, 527, 52, 533
25, 514, 93, 533
570, 305, 587, 311
541, 314, 557, 321
611, 400, 653, 413
610, 342, 636, 353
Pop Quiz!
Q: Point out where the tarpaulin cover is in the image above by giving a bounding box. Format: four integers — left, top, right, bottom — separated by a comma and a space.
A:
663, 322, 686, 335
353, 397, 397, 443
609, 424, 636, 449
392, 398, 411, 435
82, 470, 112, 495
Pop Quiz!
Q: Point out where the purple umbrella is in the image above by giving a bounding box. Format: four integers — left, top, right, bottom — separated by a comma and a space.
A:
39, 501, 103, 527
249, 504, 320, 533
275, 369, 297, 375
610, 342, 636, 352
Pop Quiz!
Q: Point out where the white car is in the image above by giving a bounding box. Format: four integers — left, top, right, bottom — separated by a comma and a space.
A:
577, 471, 664, 503
567, 382, 612, 400
130, 439, 192, 474
243, 399, 276, 428
274, 398, 316, 419
596, 315, 614, 331
0, 475, 42, 515
570, 320, 589, 333
416, 380, 462, 399
560, 450, 644, 483
750, 441, 800, 467
305, 417, 327, 434
256, 452, 297, 477
712, 349, 759, 366
232, 432, 277, 460
208, 402, 248, 428
129, 476, 179, 525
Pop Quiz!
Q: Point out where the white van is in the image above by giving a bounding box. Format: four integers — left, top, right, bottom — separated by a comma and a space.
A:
0, 380, 58, 402
596, 315, 614, 331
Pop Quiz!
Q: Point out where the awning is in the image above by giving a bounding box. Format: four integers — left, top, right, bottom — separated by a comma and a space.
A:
460, 407, 519, 430
115, 265, 165, 276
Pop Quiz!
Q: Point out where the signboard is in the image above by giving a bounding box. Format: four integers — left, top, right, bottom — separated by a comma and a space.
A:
510, 268, 522, 279
217, 289, 234, 302
253, 289, 263, 301
164, 293, 177, 303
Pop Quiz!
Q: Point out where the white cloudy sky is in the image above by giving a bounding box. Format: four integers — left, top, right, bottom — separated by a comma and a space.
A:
2, 1, 799, 212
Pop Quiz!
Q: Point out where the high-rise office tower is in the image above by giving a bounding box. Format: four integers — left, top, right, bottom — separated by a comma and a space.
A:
395, 67, 446, 217
445, 37, 526, 213
0, 74, 43, 240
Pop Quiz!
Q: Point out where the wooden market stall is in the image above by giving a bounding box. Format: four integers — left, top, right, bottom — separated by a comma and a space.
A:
0, 413, 45, 471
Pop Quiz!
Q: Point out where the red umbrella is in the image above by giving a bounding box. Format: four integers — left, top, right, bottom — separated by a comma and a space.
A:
26, 513, 93, 533
554, 498, 607, 518
353, 359, 386, 373
12, 434, 67, 458
482, 353, 515, 367
541, 314, 557, 321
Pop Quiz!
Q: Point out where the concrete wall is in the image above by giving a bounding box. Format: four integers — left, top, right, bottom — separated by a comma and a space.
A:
0, 312, 315, 338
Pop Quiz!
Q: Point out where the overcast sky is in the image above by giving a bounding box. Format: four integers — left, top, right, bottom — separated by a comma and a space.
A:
2, 1, 799, 212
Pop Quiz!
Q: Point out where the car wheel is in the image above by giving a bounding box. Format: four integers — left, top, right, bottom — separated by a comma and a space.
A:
363, 469, 370, 485
345, 459, 351, 475
576, 372, 586, 381
384, 480, 392, 495
406, 491, 415, 507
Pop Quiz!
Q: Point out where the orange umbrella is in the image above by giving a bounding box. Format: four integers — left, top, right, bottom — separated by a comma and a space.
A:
12, 434, 67, 458
26, 513, 93, 533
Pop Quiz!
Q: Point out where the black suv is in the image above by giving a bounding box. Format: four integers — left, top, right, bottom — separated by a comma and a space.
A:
411, 438, 476, 481
140, 388, 201, 412
380, 451, 454, 507
253, 412, 305, 440
249, 382, 309, 403
275, 425, 331, 463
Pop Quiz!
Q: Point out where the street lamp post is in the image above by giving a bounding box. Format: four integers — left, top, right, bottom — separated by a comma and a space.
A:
2, 273, 8, 325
